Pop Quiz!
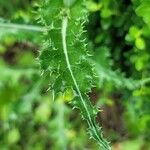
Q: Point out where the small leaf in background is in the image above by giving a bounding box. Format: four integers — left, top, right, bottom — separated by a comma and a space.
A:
135, 58, 144, 71
136, 1, 150, 28
7, 128, 20, 144
34, 101, 51, 123
0, 44, 6, 54
101, 8, 112, 18
127, 26, 141, 42
86, 1, 102, 12
3, 36, 16, 47
135, 37, 145, 50
17, 51, 36, 67
67, 129, 76, 139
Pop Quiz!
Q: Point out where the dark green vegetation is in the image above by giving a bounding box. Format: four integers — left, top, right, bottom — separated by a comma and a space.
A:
0, 0, 150, 150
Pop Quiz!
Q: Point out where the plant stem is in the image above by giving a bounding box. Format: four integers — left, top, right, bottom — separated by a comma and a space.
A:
0, 22, 45, 32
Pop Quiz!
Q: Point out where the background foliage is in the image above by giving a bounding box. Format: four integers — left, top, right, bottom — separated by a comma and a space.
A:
0, 0, 150, 150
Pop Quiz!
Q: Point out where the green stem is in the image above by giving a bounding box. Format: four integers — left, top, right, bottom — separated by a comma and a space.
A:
0, 22, 45, 32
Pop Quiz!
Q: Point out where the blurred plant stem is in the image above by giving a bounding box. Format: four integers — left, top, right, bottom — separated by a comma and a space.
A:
0, 22, 45, 32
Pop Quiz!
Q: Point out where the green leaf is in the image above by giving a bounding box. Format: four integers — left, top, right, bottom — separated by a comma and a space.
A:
135, 37, 145, 50
7, 128, 20, 144
136, 1, 150, 28
38, 0, 111, 149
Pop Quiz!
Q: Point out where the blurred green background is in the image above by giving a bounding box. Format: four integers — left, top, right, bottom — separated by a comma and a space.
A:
0, 0, 150, 150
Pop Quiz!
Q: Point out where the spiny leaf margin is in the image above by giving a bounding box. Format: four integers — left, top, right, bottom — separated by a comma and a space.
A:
37, 0, 111, 149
